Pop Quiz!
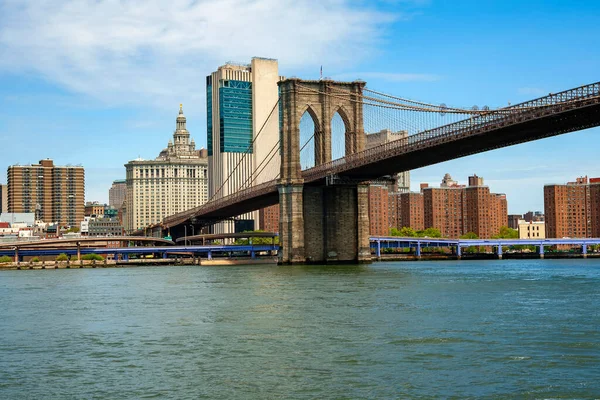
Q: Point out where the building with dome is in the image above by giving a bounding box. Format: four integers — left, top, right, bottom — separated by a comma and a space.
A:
124, 105, 208, 233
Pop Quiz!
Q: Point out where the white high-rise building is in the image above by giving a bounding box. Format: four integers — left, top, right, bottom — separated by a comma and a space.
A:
206, 58, 282, 233
124, 105, 209, 233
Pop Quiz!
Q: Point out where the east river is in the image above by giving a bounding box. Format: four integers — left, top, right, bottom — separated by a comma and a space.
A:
1, 260, 599, 399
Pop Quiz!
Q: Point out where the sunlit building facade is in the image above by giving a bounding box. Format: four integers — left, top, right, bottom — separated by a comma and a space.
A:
7, 159, 84, 226
124, 106, 208, 233
206, 58, 282, 233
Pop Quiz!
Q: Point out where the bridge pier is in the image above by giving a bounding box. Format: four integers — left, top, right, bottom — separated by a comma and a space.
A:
583, 244, 588, 258
279, 182, 371, 264
278, 182, 306, 264
497, 244, 503, 260
539, 244, 545, 259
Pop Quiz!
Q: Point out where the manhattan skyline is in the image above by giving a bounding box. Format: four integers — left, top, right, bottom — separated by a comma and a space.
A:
0, 0, 599, 213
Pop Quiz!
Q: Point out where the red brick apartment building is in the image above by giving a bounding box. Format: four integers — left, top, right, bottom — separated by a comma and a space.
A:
263, 174, 507, 238
369, 185, 390, 236
544, 176, 600, 238
259, 204, 280, 233
422, 174, 507, 239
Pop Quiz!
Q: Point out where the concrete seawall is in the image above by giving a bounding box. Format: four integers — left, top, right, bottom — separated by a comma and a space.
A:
0, 257, 279, 270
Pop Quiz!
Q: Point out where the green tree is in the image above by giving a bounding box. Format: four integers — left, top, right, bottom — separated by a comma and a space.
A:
492, 226, 518, 239
234, 231, 279, 245
460, 232, 479, 239
0, 255, 12, 263
56, 253, 69, 261
417, 228, 442, 238
66, 226, 80, 233
390, 227, 416, 237
81, 254, 104, 261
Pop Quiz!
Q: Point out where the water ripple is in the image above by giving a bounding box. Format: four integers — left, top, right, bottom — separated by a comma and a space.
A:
1, 260, 599, 398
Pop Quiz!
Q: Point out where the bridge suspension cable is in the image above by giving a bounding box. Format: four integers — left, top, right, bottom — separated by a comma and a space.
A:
207, 97, 281, 203
238, 138, 281, 191
300, 82, 600, 116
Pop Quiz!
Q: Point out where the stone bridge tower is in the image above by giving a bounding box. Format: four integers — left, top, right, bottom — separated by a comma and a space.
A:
278, 78, 371, 264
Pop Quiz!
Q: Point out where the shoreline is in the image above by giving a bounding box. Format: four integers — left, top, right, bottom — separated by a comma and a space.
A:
0, 257, 279, 270
2, 253, 598, 270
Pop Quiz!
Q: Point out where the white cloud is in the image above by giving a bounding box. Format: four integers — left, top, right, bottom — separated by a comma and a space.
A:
0, 0, 396, 107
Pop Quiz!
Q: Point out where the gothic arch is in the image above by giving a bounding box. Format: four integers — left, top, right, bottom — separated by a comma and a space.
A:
279, 79, 366, 181
331, 105, 353, 157
298, 105, 321, 169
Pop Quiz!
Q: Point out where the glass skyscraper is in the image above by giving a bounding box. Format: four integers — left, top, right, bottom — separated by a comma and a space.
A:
206, 58, 282, 234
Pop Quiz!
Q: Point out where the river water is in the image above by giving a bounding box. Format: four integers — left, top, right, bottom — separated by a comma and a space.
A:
1, 260, 599, 399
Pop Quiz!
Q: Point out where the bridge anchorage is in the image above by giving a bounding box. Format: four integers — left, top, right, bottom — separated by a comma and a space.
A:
158, 78, 600, 265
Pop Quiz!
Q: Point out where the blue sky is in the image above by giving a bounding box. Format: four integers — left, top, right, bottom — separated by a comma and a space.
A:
0, 0, 598, 214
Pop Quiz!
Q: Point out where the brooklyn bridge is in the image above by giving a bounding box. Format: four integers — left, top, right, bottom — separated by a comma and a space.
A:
139, 79, 600, 264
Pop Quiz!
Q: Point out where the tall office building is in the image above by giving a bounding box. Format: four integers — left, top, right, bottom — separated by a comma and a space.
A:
365, 129, 410, 192
109, 179, 126, 209
544, 176, 600, 238
0, 184, 7, 214
124, 105, 209, 233
206, 58, 282, 233
7, 159, 85, 226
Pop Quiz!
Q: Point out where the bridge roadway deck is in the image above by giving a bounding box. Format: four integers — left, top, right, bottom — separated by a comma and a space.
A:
371, 236, 600, 247
371, 236, 600, 258
2, 238, 598, 259
162, 81, 600, 228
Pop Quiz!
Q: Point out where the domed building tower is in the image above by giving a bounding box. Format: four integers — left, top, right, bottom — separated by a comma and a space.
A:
124, 105, 209, 233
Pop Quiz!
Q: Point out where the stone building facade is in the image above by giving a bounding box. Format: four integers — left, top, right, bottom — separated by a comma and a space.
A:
124, 105, 208, 233
365, 129, 410, 193
109, 179, 126, 209
88, 218, 124, 237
